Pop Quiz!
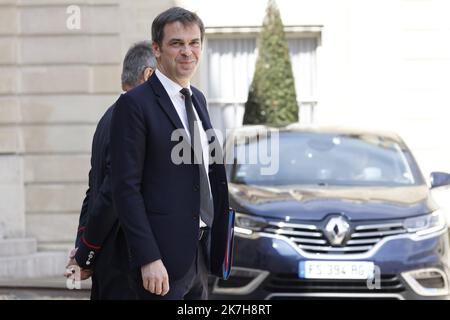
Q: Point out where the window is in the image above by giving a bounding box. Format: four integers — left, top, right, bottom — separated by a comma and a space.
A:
203, 33, 318, 133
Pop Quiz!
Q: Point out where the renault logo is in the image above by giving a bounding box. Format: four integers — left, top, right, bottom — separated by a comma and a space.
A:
324, 216, 350, 246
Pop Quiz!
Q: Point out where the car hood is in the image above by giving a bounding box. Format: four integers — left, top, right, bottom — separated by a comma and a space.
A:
229, 183, 437, 221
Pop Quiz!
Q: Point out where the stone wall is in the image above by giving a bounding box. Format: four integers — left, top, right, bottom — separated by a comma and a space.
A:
4, 0, 449, 254
0, 0, 174, 251
0, 1, 24, 239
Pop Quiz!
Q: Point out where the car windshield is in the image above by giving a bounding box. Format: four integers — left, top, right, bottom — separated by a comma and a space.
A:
229, 131, 423, 187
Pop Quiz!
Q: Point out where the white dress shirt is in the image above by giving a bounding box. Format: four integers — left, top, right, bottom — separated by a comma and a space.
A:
155, 69, 211, 227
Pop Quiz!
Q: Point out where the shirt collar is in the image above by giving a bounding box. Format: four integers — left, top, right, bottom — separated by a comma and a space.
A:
155, 69, 192, 98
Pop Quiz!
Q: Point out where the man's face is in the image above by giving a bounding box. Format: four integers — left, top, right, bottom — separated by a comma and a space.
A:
153, 21, 202, 87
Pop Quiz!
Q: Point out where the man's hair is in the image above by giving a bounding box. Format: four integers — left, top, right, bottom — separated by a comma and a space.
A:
151, 7, 205, 48
121, 41, 156, 87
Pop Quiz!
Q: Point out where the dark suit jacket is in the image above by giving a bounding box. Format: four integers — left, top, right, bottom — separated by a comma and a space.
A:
75, 105, 121, 268
110, 72, 230, 281
74, 105, 136, 299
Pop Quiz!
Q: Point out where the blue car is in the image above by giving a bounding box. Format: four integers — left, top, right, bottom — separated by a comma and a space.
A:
211, 125, 450, 300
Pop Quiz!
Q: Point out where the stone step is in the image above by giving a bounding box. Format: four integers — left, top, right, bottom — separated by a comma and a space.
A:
0, 238, 37, 257
37, 241, 72, 253
0, 251, 67, 280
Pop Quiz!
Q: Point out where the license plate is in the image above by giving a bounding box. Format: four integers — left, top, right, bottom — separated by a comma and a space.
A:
299, 261, 375, 279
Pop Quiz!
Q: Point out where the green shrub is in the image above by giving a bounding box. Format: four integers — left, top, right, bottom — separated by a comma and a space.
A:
243, 0, 298, 126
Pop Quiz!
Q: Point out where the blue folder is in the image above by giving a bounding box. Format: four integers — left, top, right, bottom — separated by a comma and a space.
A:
222, 208, 235, 280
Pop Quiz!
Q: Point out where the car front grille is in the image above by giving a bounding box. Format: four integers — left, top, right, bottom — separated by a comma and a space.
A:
263, 220, 407, 255
264, 273, 405, 294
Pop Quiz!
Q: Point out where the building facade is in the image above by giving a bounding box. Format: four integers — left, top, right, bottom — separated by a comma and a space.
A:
0, 0, 449, 277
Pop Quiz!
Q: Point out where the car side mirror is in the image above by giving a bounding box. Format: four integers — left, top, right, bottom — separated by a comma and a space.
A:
430, 172, 450, 189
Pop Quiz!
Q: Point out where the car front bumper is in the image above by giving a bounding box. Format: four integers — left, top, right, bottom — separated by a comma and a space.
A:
210, 228, 450, 300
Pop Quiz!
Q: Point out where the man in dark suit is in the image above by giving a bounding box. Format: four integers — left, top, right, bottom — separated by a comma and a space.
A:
110, 7, 230, 300
65, 41, 156, 299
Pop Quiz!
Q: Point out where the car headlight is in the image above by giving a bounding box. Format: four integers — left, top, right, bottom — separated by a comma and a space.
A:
404, 209, 447, 236
235, 212, 268, 235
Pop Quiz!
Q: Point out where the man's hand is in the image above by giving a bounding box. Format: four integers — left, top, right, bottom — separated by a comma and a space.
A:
64, 247, 93, 280
141, 259, 170, 296
64, 265, 93, 280
65, 248, 79, 268
64, 247, 78, 276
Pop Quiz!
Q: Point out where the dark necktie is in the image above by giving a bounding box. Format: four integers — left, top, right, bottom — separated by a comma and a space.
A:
180, 88, 214, 227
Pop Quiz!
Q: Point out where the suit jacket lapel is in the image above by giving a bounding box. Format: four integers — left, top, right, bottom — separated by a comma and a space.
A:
149, 74, 217, 153
148, 73, 184, 131
191, 92, 213, 131
191, 91, 225, 166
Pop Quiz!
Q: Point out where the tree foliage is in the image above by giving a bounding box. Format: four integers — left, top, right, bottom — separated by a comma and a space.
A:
243, 0, 299, 126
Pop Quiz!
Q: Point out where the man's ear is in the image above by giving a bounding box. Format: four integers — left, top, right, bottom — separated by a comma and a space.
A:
152, 41, 161, 59
143, 67, 153, 82
122, 83, 131, 92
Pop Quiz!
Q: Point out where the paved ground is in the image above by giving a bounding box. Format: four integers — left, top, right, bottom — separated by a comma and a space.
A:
1, 229, 449, 300
0, 276, 91, 300
0, 288, 89, 300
